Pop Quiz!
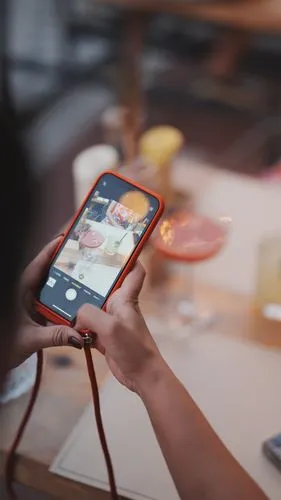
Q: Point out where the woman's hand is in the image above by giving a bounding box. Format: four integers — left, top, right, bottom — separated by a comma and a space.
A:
10, 238, 83, 368
75, 263, 167, 393
77, 267, 268, 500
76, 268, 268, 500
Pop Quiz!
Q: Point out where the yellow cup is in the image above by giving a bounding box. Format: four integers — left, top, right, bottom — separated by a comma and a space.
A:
139, 126, 184, 203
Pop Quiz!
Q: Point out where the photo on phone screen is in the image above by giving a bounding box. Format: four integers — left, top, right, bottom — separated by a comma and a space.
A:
38, 173, 160, 320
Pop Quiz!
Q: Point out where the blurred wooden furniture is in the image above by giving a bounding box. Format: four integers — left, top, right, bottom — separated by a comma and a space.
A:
96, 0, 281, 163
99, 0, 281, 32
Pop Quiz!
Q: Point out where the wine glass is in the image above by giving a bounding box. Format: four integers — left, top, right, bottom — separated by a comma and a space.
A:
149, 209, 231, 336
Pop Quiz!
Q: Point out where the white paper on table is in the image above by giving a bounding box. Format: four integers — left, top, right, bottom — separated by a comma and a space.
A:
50, 329, 281, 500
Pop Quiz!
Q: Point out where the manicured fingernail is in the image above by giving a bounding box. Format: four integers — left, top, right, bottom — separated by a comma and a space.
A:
68, 336, 83, 349
54, 233, 64, 239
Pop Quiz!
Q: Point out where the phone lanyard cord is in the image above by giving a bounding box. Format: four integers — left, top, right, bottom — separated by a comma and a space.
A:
5, 344, 119, 500
84, 341, 119, 500
5, 349, 44, 500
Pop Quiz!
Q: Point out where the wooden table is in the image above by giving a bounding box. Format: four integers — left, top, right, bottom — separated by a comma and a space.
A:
1, 281, 281, 499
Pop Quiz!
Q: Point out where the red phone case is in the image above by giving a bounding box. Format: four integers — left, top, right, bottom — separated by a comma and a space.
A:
34, 170, 165, 326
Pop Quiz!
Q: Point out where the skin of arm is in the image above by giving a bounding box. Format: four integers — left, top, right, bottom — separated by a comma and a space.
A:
137, 360, 268, 500
75, 264, 268, 500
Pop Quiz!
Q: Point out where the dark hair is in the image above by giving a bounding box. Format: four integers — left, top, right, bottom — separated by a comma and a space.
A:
0, 0, 33, 383
0, 108, 33, 379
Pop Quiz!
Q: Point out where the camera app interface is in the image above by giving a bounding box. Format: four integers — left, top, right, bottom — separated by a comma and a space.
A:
39, 173, 159, 320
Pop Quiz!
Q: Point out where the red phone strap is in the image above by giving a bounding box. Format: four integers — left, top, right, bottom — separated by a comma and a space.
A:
5, 344, 119, 500
5, 350, 43, 500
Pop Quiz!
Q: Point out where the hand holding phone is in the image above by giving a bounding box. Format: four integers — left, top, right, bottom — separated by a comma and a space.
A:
35, 171, 164, 325
74, 261, 165, 393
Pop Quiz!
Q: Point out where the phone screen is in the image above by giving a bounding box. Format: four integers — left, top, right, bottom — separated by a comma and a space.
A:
38, 173, 160, 320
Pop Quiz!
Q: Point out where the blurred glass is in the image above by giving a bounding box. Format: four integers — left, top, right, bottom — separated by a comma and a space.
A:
118, 158, 161, 194
139, 126, 184, 206
104, 235, 119, 256
151, 209, 230, 336
255, 235, 281, 321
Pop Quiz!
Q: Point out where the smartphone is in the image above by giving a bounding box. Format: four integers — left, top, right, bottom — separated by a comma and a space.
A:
262, 433, 281, 473
35, 171, 164, 325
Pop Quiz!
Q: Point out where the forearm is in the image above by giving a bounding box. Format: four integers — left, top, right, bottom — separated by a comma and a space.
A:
138, 361, 267, 500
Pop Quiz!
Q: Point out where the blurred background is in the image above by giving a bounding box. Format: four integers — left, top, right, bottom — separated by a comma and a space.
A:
3, 0, 281, 249
2, 2, 281, 499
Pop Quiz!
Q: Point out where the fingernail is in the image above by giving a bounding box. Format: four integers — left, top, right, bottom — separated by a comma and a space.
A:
68, 336, 83, 349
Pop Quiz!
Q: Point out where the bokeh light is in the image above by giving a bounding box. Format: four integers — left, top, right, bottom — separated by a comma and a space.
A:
119, 190, 150, 220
